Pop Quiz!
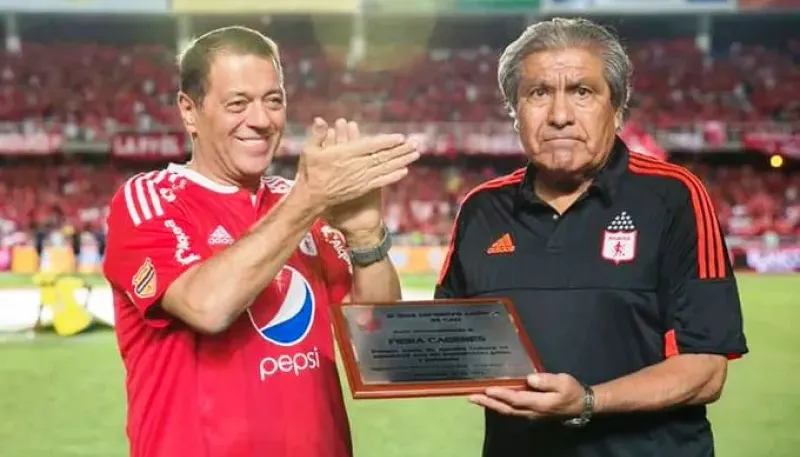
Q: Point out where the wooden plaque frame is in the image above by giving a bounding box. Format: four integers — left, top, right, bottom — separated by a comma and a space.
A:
330, 298, 545, 400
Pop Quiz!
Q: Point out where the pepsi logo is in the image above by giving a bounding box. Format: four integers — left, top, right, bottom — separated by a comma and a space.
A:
247, 266, 315, 346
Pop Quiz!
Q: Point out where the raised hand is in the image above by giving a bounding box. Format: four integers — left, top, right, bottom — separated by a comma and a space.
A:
294, 117, 419, 244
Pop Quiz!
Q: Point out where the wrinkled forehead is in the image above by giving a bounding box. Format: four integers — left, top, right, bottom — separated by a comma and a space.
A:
519, 48, 606, 85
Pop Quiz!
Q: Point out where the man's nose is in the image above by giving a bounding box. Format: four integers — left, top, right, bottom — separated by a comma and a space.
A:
246, 102, 272, 130
547, 91, 575, 128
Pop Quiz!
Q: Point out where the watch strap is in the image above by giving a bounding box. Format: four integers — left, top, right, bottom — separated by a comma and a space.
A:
563, 383, 595, 428
347, 224, 392, 267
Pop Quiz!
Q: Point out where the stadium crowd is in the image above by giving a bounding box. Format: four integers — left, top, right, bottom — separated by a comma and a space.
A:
0, 25, 799, 259
0, 36, 798, 139
2, 158, 799, 253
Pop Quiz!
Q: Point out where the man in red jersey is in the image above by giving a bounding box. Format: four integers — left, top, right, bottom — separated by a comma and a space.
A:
102, 26, 419, 457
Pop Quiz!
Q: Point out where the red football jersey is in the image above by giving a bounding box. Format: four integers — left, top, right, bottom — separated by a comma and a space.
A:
102, 164, 354, 457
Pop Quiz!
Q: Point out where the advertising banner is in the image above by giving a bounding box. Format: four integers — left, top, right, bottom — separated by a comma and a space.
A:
0, 132, 62, 155
542, 0, 735, 13
742, 132, 800, 158
111, 133, 187, 161
278, 130, 524, 156
0, 247, 10, 272
389, 246, 447, 277
738, 0, 800, 10
0, 283, 115, 334
171, 0, 358, 14
0, 0, 168, 13
729, 245, 800, 273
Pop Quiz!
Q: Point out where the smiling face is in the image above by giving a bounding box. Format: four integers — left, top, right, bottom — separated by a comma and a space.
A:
178, 51, 286, 180
514, 47, 618, 184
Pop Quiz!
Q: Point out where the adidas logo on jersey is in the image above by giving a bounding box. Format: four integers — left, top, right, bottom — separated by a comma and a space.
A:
208, 226, 234, 246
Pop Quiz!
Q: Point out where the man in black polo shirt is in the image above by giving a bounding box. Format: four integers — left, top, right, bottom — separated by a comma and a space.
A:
434, 17, 748, 457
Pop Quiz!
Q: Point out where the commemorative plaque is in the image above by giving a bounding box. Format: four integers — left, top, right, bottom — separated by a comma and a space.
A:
330, 298, 544, 399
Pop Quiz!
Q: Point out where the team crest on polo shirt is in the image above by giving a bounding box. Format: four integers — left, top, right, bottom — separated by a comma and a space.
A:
601, 211, 637, 264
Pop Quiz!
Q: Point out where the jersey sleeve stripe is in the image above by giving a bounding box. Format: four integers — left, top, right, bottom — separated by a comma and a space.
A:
145, 175, 164, 218
153, 170, 168, 184
633, 155, 727, 278
123, 173, 144, 226
122, 171, 171, 226
437, 168, 526, 286
628, 154, 726, 279
134, 174, 154, 221
629, 156, 723, 279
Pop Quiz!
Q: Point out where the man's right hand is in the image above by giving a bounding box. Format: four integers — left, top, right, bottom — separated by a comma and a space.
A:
292, 117, 420, 213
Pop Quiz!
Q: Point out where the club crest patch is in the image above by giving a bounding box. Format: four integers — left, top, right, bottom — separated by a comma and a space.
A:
601, 211, 637, 264
132, 258, 157, 299
299, 232, 318, 257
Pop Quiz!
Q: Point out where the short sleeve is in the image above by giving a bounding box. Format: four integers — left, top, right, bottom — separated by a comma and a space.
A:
314, 223, 353, 304
434, 210, 467, 299
102, 191, 210, 328
659, 183, 748, 360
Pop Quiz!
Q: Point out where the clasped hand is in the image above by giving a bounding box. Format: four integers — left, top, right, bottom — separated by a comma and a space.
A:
468, 373, 587, 420
294, 117, 420, 242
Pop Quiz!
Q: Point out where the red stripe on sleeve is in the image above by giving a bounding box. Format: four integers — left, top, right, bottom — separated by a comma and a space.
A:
629, 154, 726, 279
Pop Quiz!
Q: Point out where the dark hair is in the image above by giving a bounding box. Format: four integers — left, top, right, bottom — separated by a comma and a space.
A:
177, 25, 283, 105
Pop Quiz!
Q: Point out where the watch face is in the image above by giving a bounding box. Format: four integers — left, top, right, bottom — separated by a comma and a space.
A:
563, 418, 588, 428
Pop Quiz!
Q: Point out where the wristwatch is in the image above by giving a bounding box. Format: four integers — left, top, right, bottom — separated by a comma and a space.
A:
562, 383, 595, 428
347, 224, 392, 267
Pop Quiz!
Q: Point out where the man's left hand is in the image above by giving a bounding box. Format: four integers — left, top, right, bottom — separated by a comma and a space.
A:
468, 373, 586, 420
323, 118, 385, 247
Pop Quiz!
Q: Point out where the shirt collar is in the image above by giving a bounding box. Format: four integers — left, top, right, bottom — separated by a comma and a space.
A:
514, 135, 630, 212
167, 163, 239, 194
167, 163, 270, 196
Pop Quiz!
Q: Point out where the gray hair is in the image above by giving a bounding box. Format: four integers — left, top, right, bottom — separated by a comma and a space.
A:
497, 17, 633, 122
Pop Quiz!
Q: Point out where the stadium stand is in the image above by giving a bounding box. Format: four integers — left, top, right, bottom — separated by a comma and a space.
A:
0, 14, 798, 274
0, 37, 798, 135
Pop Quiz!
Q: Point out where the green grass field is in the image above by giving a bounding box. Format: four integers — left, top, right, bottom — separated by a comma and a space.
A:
0, 273, 798, 457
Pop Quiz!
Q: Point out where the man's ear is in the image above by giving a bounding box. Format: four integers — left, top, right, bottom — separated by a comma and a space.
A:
177, 92, 199, 135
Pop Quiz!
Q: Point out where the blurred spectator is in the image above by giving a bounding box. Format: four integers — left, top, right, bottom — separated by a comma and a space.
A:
0, 31, 798, 250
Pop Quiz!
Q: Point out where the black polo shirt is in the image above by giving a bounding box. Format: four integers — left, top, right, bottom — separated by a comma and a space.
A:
434, 139, 748, 457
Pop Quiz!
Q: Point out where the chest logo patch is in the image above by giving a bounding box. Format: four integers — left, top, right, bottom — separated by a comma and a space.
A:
208, 225, 234, 246
487, 233, 515, 255
601, 211, 637, 264
298, 232, 318, 257
248, 266, 315, 346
